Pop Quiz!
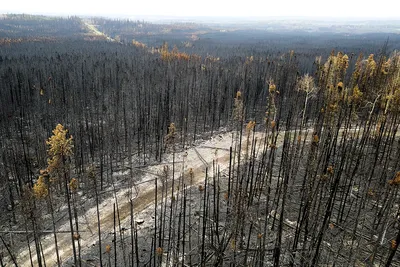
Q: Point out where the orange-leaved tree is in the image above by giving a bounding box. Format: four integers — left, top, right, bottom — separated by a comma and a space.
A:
46, 124, 74, 178
46, 124, 78, 266
32, 168, 62, 266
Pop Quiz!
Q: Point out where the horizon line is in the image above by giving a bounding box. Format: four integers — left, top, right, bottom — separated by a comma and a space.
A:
1, 11, 399, 21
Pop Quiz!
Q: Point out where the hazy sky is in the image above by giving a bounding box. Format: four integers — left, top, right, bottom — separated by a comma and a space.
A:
1, 0, 399, 18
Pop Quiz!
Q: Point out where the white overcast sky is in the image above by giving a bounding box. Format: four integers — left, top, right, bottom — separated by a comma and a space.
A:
0, 0, 399, 18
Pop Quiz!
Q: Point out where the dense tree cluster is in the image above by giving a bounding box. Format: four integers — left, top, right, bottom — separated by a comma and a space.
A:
0, 14, 85, 39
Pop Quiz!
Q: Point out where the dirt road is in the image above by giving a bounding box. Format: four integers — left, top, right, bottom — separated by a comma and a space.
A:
15, 130, 282, 266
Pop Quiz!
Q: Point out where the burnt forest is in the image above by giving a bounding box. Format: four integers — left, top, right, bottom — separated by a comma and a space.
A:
1, 14, 400, 267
